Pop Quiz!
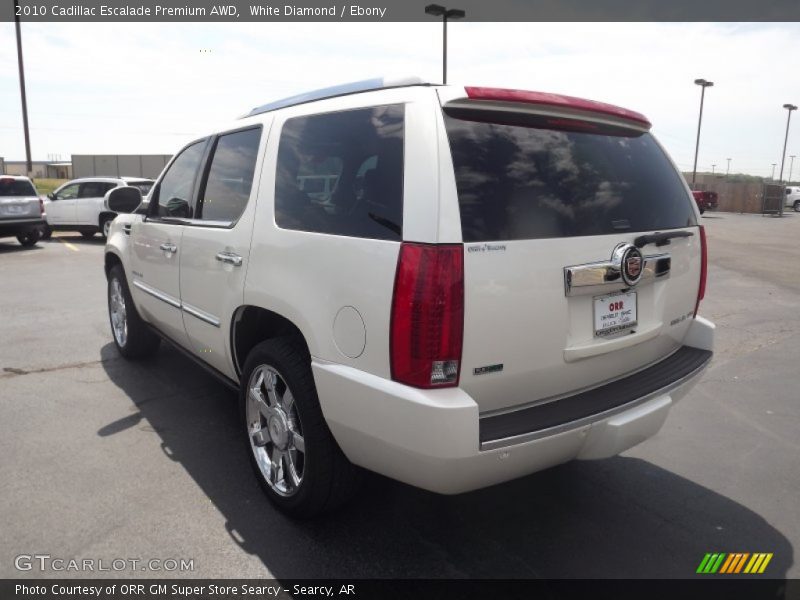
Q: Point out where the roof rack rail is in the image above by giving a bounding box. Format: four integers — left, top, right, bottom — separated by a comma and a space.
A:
245, 76, 430, 118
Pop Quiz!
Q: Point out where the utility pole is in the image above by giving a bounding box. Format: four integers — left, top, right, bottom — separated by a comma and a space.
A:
14, 0, 33, 177
771, 163, 777, 180
712, 164, 716, 175
778, 103, 797, 217
726, 158, 731, 178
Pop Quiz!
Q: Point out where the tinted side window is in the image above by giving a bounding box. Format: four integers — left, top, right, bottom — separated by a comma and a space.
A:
54, 183, 80, 200
79, 182, 115, 198
199, 128, 261, 222
152, 141, 206, 219
275, 105, 404, 241
443, 112, 697, 242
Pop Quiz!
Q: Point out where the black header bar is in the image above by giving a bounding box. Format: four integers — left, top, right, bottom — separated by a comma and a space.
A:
2, 0, 800, 22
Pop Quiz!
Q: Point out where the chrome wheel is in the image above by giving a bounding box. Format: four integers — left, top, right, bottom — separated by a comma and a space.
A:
246, 365, 305, 497
109, 277, 128, 347
103, 219, 111, 238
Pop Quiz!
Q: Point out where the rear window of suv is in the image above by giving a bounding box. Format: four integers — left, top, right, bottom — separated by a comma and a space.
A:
0, 178, 36, 197
442, 110, 697, 242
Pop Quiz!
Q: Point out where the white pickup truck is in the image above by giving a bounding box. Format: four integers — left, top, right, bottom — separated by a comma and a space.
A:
103, 78, 715, 517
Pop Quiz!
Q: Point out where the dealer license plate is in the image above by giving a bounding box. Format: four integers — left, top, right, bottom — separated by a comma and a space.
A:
594, 291, 637, 337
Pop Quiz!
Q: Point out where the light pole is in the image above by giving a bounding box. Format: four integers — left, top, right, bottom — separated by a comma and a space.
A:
726, 158, 731, 177
424, 4, 465, 85
771, 163, 777, 180
778, 103, 797, 216
788, 155, 796, 185
712, 164, 716, 175
13, 0, 32, 177
691, 78, 714, 189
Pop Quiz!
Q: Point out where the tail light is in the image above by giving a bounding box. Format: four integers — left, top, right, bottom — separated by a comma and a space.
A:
390, 243, 464, 388
694, 225, 707, 317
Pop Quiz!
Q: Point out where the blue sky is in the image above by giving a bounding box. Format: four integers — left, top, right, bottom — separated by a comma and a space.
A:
1, 22, 799, 178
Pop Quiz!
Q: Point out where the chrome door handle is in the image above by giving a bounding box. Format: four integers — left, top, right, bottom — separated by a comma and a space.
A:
215, 251, 243, 267
159, 242, 177, 254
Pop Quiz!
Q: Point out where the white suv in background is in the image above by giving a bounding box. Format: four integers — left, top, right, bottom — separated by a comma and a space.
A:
104, 78, 715, 517
785, 186, 800, 211
43, 177, 154, 240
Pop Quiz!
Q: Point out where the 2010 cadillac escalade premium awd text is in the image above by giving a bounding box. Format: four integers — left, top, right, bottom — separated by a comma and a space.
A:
103, 78, 715, 517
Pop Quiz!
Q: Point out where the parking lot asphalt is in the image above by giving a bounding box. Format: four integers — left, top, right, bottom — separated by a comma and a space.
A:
0, 213, 798, 580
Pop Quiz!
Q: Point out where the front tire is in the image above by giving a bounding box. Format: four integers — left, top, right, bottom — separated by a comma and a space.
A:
101, 217, 113, 240
107, 265, 160, 359
17, 229, 40, 247
241, 338, 361, 518
794, 200, 800, 213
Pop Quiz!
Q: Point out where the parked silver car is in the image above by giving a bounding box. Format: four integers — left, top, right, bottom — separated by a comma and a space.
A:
0, 175, 45, 247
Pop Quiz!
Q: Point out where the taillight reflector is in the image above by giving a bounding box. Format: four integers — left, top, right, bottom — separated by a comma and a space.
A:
390, 243, 464, 389
694, 225, 707, 317
464, 86, 651, 128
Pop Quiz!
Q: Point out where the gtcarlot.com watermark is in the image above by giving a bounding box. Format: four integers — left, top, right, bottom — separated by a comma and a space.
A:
15, 554, 194, 573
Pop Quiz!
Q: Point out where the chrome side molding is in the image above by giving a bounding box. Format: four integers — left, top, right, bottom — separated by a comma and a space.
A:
564, 253, 671, 297
132, 279, 220, 327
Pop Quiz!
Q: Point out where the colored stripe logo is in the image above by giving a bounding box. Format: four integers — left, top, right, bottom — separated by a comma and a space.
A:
696, 553, 773, 574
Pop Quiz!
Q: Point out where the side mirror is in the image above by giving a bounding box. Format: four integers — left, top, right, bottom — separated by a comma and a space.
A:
47, 193, 54, 200
105, 186, 142, 213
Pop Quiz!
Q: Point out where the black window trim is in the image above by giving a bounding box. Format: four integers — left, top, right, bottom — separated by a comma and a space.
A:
189, 123, 264, 230
145, 137, 212, 225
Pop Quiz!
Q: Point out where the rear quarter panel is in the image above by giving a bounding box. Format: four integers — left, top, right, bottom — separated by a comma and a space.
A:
243, 87, 443, 377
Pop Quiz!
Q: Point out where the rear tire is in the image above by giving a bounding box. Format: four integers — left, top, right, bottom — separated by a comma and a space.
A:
794, 200, 800, 213
240, 337, 361, 518
16, 229, 40, 247
699, 207, 705, 215
40, 225, 52, 240
107, 265, 160, 359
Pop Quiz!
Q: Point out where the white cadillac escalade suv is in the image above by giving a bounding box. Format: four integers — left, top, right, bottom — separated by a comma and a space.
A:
104, 78, 715, 517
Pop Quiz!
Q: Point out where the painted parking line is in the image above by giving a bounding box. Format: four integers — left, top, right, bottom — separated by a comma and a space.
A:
57, 238, 79, 252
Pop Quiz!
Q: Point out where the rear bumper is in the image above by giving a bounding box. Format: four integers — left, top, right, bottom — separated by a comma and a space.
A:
0, 218, 45, 238
314, 316, 714, 495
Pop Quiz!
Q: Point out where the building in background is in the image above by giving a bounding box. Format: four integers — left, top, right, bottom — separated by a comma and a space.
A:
72, 155, 172, 179
3, 160, 72, 178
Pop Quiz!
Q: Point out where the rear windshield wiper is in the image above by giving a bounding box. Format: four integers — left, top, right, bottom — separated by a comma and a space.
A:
368, 212, 401, 237
634, 230, 693, 248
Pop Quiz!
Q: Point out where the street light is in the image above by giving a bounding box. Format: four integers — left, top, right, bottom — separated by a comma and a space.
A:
771, 163, 777, 180
788, 155, 796, 185
726, 158, 731, 177
425, 4, 465, 85
777, 103, 797, 216
691, 78, 714, 189
712, 164, 716, 175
